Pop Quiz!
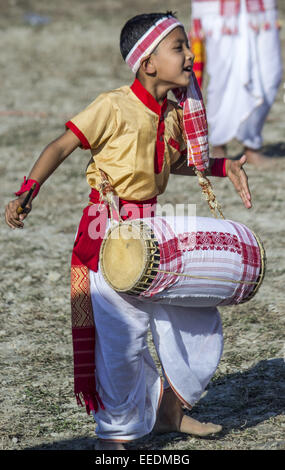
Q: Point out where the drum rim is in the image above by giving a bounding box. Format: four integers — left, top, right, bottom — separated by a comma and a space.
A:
99, 220, 160, 294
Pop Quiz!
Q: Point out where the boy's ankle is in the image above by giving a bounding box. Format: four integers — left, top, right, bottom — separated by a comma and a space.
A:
95, 439, 126, 450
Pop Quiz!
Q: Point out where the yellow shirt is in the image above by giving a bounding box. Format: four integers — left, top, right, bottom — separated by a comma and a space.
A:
66, 79, 186, 201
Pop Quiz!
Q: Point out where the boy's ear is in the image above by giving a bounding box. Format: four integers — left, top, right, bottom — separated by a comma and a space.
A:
140, 55, 156, 75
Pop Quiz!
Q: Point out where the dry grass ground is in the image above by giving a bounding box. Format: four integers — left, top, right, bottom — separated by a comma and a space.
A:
0, 0, 284, 453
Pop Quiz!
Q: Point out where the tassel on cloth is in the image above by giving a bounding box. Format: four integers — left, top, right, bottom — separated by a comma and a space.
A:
76, 391, 105, 415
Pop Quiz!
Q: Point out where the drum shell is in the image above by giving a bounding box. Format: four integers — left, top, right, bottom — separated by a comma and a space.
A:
100, 216, 265, 307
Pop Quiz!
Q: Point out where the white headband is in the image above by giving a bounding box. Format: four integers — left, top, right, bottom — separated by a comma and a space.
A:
125, 16, 183, 73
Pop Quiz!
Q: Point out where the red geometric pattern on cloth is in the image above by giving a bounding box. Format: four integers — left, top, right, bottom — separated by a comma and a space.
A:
71, 265, 94, 327
71, 262, 104, 415
177, 229, 260, 270
177, 230, 242, 253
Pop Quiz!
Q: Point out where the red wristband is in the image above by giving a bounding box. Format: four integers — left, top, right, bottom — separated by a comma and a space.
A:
211, 158, 227, 177
15, 176, 40, 199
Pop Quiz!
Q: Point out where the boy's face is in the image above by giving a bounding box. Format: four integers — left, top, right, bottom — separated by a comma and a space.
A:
150, 27, 194, 89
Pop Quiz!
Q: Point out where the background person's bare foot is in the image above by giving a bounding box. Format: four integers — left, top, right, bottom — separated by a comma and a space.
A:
153, 388, 222, 437
95, 440, 126, 450
212, 145, 227, 159
244, 147, 272, 167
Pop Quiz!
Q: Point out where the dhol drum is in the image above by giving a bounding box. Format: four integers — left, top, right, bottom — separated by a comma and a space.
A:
99, 216, 266, 307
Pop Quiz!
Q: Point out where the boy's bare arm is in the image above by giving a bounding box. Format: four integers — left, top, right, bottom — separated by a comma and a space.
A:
26, 129, 81, 185
5, 129, 81, 229
170, 157, 215, 176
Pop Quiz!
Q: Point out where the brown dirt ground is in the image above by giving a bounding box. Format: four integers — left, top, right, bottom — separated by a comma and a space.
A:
0, 0, 284, 452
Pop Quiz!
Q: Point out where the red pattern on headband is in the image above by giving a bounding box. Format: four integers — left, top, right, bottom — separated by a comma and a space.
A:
126, 17, 181, 72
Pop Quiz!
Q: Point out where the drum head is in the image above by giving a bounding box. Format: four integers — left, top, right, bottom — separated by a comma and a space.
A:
100, 223, 148, 292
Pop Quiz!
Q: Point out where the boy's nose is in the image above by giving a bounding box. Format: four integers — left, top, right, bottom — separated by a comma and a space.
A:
185, 47, 195, 64
189, 50, 195, 63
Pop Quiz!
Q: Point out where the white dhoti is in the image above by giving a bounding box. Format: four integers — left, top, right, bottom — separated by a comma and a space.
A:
90, 268, 223, 441
200, 0, 282, 148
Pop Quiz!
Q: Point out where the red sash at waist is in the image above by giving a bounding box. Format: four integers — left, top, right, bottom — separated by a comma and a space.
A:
72, 189, 157, 272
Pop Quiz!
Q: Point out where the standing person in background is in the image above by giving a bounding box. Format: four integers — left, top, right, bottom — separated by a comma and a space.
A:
190, 0, 282, 165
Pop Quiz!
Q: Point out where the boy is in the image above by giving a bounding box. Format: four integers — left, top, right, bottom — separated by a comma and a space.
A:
190, 0, 282, 165
5, 12, 251, 450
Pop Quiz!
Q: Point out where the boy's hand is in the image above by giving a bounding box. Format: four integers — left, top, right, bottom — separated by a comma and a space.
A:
225, 155, 252, 209
5, 193, 32, 229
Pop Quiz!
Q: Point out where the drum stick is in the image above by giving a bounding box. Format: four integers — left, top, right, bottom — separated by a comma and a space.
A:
16, 183, 36, 215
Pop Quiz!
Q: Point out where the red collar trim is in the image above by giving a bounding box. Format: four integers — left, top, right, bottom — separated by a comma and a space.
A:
130, 79, 167, 116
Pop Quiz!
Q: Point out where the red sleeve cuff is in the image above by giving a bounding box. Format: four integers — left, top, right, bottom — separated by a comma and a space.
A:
65, 121, 91, 150
211, 158, 227, 177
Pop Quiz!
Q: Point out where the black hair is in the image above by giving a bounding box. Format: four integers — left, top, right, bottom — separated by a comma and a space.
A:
120, 11, 177, 60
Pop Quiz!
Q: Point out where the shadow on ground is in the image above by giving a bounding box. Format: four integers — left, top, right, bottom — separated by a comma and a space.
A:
24, 358, 284, 450
261, 142, 285, 158
232, 142, 285, 160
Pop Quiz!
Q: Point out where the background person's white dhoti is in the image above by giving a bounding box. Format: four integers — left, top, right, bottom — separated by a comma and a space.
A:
201, 0, 282, 148
90, 269, 223, 441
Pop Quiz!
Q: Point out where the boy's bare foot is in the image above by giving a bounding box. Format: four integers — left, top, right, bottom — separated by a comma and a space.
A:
95, 439, 126, 450
179, 415, 222, 436
244, 147, 271, 167
212, 145, 227, 159
153, 388, 222, 437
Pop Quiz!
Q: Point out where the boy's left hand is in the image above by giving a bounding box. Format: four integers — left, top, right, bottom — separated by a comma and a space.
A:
225, 155, 252, 209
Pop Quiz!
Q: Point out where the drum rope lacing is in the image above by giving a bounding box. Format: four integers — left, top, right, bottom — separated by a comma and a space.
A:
136, 238, 263, 287
97, 171, 265, 293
